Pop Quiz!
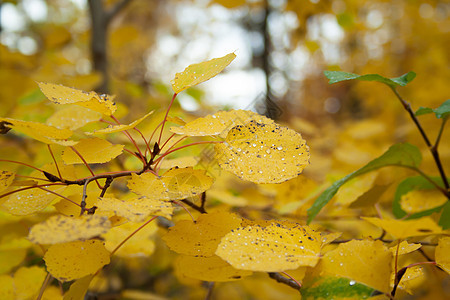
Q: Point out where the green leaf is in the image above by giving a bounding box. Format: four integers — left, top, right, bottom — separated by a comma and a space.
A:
434, 100, 450, 119
324, 71, 416, 88
415, 100, 450, 119
307, 143, 422, 223
392, 176, 447, 219
415, 107, 434, 117
301, 276, 375, 299
439, 201, 450, 230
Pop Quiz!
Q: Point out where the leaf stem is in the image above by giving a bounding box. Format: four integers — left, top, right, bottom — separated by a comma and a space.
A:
47, 144, 62, 179
0, 183, 66, 200
158, 93, 177, 145
153, 141, 222, 166
110, 216, 158, 256
37, 186, 81, 207
0, 159, 45, 173
172, 200, 195, 222
110, 115, 146, 165
69, 146, 102, 189
36, 272, 52, 300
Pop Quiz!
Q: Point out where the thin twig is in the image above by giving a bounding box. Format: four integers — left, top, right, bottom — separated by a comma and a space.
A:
36, 272, 52, 300
391, 87, 449, 191
110, 216, 157, 256
181, 198, 207, 214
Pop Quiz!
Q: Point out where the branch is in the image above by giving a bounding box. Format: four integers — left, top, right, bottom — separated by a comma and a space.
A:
268, 272, 301, 291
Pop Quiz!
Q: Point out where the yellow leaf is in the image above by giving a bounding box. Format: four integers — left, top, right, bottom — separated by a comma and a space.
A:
1, 185, 66, 216
166, 115, 186, 126
127, 173, 167, 200
13, 266, 47, 300
435, 236, 450, 274
128, 167, 214, 200
62, 138, 124, 164
28, 215, 111, 244
390, 266, 423, 294
85, 110, 154, 135
175, 255, 252, 282
163, 167, 215, 200
38, 82, 116, 116
171, 52, 236, 93
170, 110, 274, 138
0, 249, 27, 275
0, 117, 73, 144
0, 171, 14, 193
63, 275, 94, 300
335, 172, 378, 206
158, 156, 198, 170
0, 266, 46, 299
400, 189, 448, 214
216, 221, 322, 272
46, 105, 102, 130
163, 212, 242, 257
214, 121, 310, 183
318, 239, 392, 294
388, 241, 421, 255
362, 217, 443, 239
96, 196, 173, 222
53, 192, 97, 217
103, 220, 158, 257
44, 240, 110, 281
0, 275, 14, 299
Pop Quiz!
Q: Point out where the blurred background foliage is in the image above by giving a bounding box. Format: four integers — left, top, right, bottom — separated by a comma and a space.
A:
2, 0, 449, 179
0, 0, 449, 299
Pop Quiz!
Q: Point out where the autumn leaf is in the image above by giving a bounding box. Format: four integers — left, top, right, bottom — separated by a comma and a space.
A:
85, 110, 154, 135
216, 221, 322, 272
0, 117, 73, 144
28, 215, 111, 244
0, 266, 46, 300
435, 236, 450, 274
171, 52, 236, 93
170, 109, 274, 138
392, 176, 448, 219
309, 239, 392, 294
128, 167, 214, 201
62, 137, 124, 164
44, 240, 110, 281
96, 196, 173, 222
308, 143, 422, 223
388, 241, 421, 256
163, 212, 242, 257
1, 185, 66, 216
46, 105, 102, 130
103, 220, 158, 257
400, 189, 447, 214
175, 255, 252, 282
362, 216, 443, 239
38, 82, 117, 116
215, 121, 310, 184
63, 275, 94, 300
